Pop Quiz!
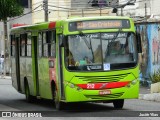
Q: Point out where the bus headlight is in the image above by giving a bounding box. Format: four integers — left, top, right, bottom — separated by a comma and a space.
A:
67, 82, 83, 91
131, 79, 138, 85
70, 83, 75, 88
65, 81, 75, 88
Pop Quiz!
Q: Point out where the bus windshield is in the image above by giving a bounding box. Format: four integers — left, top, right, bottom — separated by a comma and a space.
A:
65, 32, 138, 71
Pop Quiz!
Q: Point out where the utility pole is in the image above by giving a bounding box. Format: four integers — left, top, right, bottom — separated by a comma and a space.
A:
43, 0, 48, 22
145, 3, 147, 18
121, 8, 123, 16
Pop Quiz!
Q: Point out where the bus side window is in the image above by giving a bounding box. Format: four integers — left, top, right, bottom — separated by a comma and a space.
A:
38, 32, 43, 57
50, 30, 56, 57
43, 31, 56, 57
43, 32, 48, 57
11, 35, 16, 57
20, 34, 27, 57
27, 33, 32, 57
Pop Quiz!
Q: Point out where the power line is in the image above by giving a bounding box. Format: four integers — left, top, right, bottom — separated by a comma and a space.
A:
8, 9, 43, 22
48, 7, 111, 13
48, 0, 134, 5
48, 4, 113, 13
32, 0, 43, 6
8, 4, 43, 22
7, 0, 140, 21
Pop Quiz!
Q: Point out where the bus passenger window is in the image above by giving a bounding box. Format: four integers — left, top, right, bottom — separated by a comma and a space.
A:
27, 33, 31, 57
43, 32, 48, 56
11, 35, 16, 56
49, 31, 56, 57
20, 34, 27, 56
38, 32, 43, 57
42, 31, 56, 57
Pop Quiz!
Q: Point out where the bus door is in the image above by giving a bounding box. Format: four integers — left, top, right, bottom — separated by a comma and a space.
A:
15, 35, 21, 91
32, 36, 39, 96
57, 34, 65, 99
37, 31, 56, 99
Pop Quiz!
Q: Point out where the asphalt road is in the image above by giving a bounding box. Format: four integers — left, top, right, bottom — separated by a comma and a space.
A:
0, 77, 160, 119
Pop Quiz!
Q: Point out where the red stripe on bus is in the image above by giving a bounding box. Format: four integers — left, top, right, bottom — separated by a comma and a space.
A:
76, 81, 130, 90
49, 22, 56, 29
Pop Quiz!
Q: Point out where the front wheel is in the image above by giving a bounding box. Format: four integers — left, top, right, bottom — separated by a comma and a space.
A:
113, 99, 124, 109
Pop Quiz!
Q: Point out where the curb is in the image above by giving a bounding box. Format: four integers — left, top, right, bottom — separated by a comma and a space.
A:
139, 93, 160, 102
0, 76, 11, 79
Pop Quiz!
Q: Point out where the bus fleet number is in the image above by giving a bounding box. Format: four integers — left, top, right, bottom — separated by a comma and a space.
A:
87, 84, 95, 89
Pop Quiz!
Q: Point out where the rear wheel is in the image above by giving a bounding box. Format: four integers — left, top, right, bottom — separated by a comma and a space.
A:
25, 82, 34, 103
113, 99, 124, 109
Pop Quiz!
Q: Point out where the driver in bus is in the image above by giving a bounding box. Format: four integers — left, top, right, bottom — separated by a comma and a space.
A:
110, 41, 124, 55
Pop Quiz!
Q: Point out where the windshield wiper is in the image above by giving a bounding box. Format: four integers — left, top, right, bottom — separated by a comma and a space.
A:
78, 31, 94, 62
109, 28, 122, 46
79, 31, 91, 49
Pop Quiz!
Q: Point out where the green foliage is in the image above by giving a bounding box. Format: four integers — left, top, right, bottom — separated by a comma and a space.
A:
149, 69, 160, 83
0, 0, 24, 21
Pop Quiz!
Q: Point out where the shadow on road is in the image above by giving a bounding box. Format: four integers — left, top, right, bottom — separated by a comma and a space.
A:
23, 98, 129, 112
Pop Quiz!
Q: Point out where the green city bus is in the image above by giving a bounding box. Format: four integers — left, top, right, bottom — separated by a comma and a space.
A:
10, 16, 141, 110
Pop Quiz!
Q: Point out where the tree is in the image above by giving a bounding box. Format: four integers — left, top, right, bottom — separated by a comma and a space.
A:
0, 0, 24, 75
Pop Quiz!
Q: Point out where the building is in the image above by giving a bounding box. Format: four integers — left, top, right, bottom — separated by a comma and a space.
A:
122, 0, 160, 19
32, 0, 118, 23
120, 0, 150, 17
7, 0, 119, 25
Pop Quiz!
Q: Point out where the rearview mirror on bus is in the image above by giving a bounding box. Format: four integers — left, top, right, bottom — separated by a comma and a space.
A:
136, 32, 142, 53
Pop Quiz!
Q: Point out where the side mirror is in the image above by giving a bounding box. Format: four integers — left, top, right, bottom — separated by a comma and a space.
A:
136, 32, 142, 53
59, 35, 66, 47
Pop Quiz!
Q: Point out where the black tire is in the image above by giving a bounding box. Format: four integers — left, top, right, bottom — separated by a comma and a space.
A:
113, 99, 124, 109
25, 82, 34, 103
53, 87, 64, 110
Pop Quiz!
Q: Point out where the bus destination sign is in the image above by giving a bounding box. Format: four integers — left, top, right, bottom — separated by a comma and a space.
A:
69, 20, 130, 31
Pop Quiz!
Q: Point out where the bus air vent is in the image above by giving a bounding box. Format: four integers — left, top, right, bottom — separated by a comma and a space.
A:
75, 73, 130, 83
85, 92, 124, 100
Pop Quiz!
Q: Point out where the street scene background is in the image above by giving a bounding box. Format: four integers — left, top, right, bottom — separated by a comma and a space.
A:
1, 0, 160, 119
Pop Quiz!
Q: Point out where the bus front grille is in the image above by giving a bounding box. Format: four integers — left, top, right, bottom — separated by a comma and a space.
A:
75, 73, 129, 83
85, 92, 124, 100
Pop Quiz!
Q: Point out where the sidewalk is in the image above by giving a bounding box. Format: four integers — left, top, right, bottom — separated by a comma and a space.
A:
139, 86, 160, 102
0, 75, 11, 79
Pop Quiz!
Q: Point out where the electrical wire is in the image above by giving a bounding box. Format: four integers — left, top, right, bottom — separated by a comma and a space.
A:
8, 0, 142, 21
32, 0, 43, 6
8, 4, 43, 22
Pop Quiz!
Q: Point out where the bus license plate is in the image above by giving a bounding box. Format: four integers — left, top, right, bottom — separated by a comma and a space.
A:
99, 90, 111, 95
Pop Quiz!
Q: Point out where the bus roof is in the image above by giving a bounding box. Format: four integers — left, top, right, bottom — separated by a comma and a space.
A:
65, 16, 132, 22
10, 16, 133, 33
